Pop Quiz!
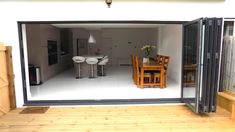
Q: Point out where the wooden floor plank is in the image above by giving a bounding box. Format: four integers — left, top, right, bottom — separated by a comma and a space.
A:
0, 105, 234, 132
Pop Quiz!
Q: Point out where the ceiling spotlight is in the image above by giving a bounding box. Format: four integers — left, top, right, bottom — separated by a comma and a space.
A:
106, 0, 112, 8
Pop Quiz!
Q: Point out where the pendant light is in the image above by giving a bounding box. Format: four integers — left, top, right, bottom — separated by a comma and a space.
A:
88, 34, 96, 43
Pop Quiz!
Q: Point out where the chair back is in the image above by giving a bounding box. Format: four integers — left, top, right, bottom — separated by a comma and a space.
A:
131, 55, 139, 85
156, 54, 160, 64
164, 56, 170, 73
134, 56, 143, 85
163, 56, 170, 87
131, 54, 135, 80
158, 55, 165, 66
134, 56, 140, 78
103, 55, 108, 59
98, 58, 109, 65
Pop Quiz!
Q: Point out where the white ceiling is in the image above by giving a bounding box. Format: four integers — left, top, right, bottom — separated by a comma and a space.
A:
52, 23, 166, 30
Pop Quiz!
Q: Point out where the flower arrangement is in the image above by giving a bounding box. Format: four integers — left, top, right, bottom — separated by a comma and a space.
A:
141, 44, 156, 57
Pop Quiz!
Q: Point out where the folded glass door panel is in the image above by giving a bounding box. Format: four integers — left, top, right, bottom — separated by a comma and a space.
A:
201, 18, 213, 113
182, 18, 223, 113
211, 18, 223, 112
200, 18, 222, 113
182, 18, 203, 113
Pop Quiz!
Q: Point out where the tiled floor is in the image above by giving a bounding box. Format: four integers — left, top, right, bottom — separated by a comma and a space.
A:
29, 66, 182, 100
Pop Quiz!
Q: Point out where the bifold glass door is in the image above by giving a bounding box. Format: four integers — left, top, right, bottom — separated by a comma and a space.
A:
182, 18, 203, 113
182, 18, 223, 113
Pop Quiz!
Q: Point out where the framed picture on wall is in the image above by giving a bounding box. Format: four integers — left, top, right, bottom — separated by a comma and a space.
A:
76, 39, 88, 55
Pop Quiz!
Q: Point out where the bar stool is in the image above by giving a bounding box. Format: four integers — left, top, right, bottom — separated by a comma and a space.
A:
72, 56, 85, 79
98, 58, 109, 76
86, 58, 98, 78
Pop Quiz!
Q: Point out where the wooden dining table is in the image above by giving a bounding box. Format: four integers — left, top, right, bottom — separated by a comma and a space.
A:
139, 60, 165, 88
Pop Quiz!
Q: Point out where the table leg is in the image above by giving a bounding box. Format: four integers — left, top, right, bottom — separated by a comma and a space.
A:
232, 102, 235, 122
140, 68, 144, 88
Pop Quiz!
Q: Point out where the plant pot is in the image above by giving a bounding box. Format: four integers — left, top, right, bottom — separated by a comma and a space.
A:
143, 57, 149, 64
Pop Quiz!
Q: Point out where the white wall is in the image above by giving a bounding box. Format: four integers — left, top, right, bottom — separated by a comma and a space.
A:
71, 28, 89, 56
39, 24, 61, 82
158, 25, 182, 85
89, 30, 103, 55
72, 28, 157, 66
100, 28, 157, 66
0, 0, 234, 107
26, 24, 41, 67
26, 24, 73, 82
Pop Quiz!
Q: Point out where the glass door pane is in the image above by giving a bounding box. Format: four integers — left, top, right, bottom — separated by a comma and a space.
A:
182, 19, 203, 113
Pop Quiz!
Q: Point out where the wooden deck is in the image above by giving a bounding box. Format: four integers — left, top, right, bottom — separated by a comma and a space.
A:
0, 105, 235, 132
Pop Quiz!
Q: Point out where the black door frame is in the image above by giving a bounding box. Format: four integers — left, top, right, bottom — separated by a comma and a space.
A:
18, 20, 186, 106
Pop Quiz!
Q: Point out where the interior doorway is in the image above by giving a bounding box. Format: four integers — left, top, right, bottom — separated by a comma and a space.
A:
18, 21, 184, 104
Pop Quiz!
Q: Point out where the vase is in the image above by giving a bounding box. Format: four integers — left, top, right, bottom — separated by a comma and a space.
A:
143, 57, 149, 64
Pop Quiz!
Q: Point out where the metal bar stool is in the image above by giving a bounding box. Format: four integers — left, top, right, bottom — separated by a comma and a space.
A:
72, 56, 85, 79
98, 57, 109, 76
86, 58, 98, 78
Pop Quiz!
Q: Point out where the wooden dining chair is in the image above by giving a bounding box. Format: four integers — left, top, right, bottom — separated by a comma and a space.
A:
131, 54, 139, 85
156, 54, 160, 64
153, 55, 166, 87
134, 56, 151, 86
131, 54, 135, 82
153, 73, 161, 86
153, 60, 164, 87
158, 55, 165, 65
163, 56, 170, 87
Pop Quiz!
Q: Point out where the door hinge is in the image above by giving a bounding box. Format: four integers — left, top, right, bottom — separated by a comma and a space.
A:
217, 19, 222, 26
207, 53, 211, 59
204, 106, 209, 112
215, 53, 219, 59
209, 20, 213, 25
211, 106, 216, 112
